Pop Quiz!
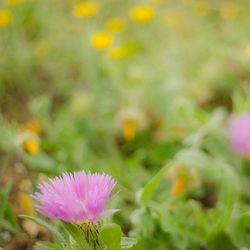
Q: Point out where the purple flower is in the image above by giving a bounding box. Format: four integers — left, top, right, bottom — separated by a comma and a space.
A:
229, 113, 250, 159
33, 171, 117, 224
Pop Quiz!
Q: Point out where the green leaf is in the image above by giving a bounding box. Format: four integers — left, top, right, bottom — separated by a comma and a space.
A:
137, 162, 173, 203
232, 89, 250, 114
100, 223, 122, 250
0, 185, 20, 233
230, 212, 250, 248
0, 184, 12, 221
207, 232, 236, 250
121, 237, 137, 249
206, 109, 226, 129
36, 241, 63, 250
1, 219, 19, 234
30, 95, 52, 127
217, 163, 239, 227
24, 152, 56, 173
4, 202, 19, 232
63, 222, 92, 250
130, 208, 155, 238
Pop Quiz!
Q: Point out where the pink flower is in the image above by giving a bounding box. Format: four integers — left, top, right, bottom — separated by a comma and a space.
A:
33, 171, 117, 224
229, 113, 250, 159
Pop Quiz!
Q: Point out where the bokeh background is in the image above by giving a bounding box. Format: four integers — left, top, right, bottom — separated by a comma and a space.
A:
1, 0, 250, 249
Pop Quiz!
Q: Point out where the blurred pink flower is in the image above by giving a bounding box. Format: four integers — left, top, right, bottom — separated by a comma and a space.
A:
33, 171, 117, 224
230, 113, 250, 159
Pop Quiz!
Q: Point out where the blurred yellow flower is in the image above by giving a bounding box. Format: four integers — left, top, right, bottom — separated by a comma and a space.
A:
247, 44, 250, 57
21, 119, 42, 136
18, 179, 35, 215
123, 118, 137, 141
73, 1, 99, 18
105, 17, 127, 33
0, 10, 12, 28
166, 164, 201, 197
192, 1, 210, 16
164, 11, 185, 29
130, 5, 155, 24
91, 32, 113, 50
6, 0, 21, 7
171, 177, 186, 197
107, 46, 126, 60
220, 2, 240, 20
117, 108, 147, 141
18, 192, 36, 216
24, 137, 39, 155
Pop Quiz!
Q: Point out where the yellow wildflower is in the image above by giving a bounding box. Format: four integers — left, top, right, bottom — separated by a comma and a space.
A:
20, 119, 41, 136
171, 177, 187, 197
18, 192, 36, 215
123, 118, 137, 141
247, 44, 250, 57
130, 5, 155, 24
164, 11, 185, 29
220, 2, 240, 20
107, 46, 126, 60
166, 163, 200, 197
24, 137, 39, 155
192, 1, 210, 16
18, 179, 36, 215
91, 32, 113, 50
117, 108, 146, 141
0, 10, 12, 28
73, 1, 99, 18
6, 0, 21, 7
105, 17, 127, 33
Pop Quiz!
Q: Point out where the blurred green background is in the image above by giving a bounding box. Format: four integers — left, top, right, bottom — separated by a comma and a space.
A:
1, 0, 250, 249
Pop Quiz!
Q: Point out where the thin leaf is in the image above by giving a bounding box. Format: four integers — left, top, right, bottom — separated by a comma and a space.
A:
230, 212, 250, 248
0, 183, 12, 221
138, 162, 173, 203
4, 203, 19, 231
36, 241, 63, 250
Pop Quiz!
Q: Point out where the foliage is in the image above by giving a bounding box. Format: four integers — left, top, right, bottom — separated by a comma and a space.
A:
1, 0, 250, 249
